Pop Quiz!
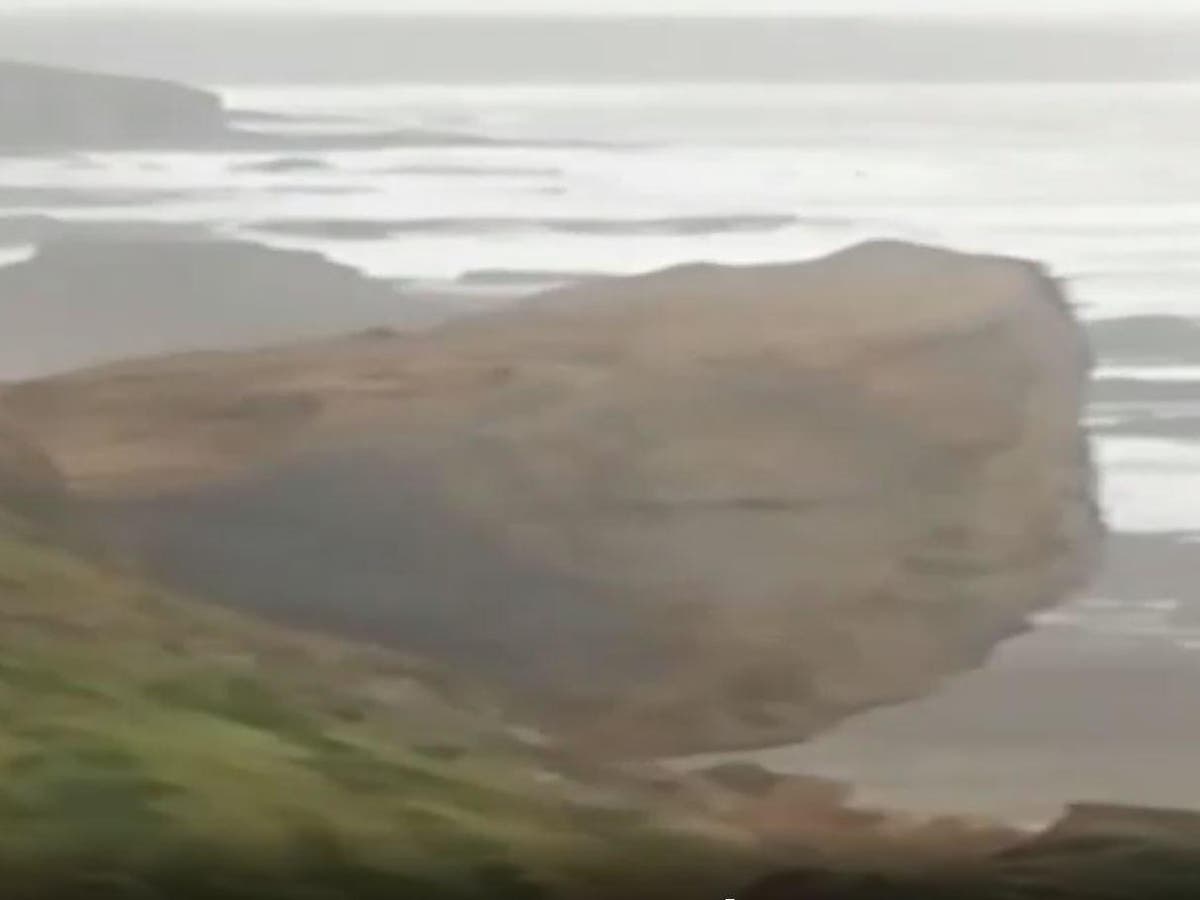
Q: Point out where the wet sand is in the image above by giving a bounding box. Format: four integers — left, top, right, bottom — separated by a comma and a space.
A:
0, 215, 215, 244
1088, 316, 1200, 364
740, 531, 1200, 824
0, 186, 194, 207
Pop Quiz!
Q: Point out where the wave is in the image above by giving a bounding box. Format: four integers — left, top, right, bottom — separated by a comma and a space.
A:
1096, 435, 1200, 534
0, 244, 35, 268
1095, 366, 1200, 382
244, 214, 802, 241
371, 164, 563, 178
215, 126, 637, 154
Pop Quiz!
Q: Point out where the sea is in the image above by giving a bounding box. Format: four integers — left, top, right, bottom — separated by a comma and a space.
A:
3, 78, 1200, 821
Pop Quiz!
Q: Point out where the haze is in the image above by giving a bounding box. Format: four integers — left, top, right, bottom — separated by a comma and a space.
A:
7, 0, 1200, 15
2, 11, 1198, 83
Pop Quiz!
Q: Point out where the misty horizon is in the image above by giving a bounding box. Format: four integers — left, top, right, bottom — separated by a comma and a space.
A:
1, 13, 1199, 83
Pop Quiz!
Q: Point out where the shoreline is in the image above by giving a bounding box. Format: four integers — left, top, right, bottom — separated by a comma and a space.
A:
683, 529, 1200, 825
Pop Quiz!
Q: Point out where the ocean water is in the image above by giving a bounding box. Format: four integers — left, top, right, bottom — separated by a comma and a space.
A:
0, 82, 1197, 306
1097, 437, 1200, 534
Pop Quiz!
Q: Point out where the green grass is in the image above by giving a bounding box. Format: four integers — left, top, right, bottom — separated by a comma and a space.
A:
7, 510, 1200, 898
0, 516, 768, 899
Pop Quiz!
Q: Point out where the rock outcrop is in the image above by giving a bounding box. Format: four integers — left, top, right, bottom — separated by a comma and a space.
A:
0, 59, 227, 150
3, 241, 1100, 757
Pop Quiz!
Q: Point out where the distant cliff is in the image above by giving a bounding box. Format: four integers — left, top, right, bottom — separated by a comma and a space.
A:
0, 238, 438, 379
0, 59, 227, 150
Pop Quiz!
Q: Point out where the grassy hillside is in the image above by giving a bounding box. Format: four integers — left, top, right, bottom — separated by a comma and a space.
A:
0, 509, 765, 899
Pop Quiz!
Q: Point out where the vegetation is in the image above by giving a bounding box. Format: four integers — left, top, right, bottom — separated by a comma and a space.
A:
0, 514, 765, 899
6, 508, 1200, 898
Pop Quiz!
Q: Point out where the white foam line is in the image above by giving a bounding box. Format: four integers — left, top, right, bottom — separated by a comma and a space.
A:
1096, 436, 1200, 533
1096, 366, 1200, 382
0, 245, 36, 268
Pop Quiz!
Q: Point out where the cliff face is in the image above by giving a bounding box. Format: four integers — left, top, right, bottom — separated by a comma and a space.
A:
4, 241, 1101, 757
0, 414, 65, 527
0, 59, 227, 150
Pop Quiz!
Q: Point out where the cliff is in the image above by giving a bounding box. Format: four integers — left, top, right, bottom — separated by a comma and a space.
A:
0, 59, 227, 150
0, 238, 441, 380
3, 240, 1101, 758
0, 59, 515, 153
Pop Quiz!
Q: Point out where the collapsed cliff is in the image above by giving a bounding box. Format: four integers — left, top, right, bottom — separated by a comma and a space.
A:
2, 240, 1101, 757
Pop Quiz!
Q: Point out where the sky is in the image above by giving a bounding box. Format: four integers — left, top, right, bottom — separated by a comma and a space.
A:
7, 0, 1200, 15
